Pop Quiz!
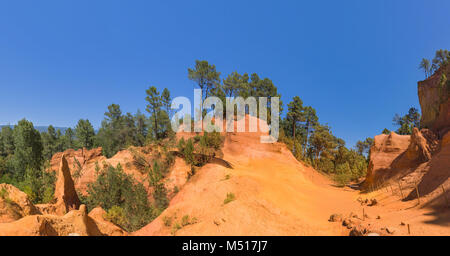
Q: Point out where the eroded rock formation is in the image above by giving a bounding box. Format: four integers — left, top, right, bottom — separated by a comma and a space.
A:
418, 64, 450, 136
53, 154, 81, 215
364, 132, 410, 186
0, 204, 106, 236
0, 184, 40, 223
365, 65, 449, 206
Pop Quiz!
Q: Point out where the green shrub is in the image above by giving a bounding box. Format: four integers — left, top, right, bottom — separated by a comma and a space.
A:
224, 192, 236, 204
181, 215, 190, 226
104, 205, 127, 228
333, 172, 351, 187
181, 214, 197, 226
84, 164, 155, 232
223, 174, 231, 181
0, 187, 7, 199
153, 183, 169, 210
148, 162, 169, 211
163, 215, 172, 227
171, 222, 181, 235
183, 139, 195, 165
41, 186, 54, 204
22, 185, 36, 203
72, 157, 84, 181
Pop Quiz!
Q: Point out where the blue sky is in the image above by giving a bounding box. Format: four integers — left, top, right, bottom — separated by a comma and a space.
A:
0, 0, 449, 148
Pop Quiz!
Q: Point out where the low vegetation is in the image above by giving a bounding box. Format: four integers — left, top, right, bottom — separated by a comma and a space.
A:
0, 52, 444, 227
224, 192, 236, 204
392, 107, 421, 135
177, 131, 224, 167
281, 101, 369, 185
82, 163, 154, 232
419, 49, 449, 79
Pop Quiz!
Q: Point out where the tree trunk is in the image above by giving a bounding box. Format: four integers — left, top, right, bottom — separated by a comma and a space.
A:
292, 119, 296, 153
304, 119, 310, 156
153, 109, 158, 139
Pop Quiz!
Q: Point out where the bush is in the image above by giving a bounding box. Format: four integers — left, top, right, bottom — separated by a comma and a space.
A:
104, 206, 127, 228
148, 161, 169, 211
333, 172, 351, 187
224, 192, 236, 204
84, 163, 154, 232
163, 215, 173, 227
0, 188, 14, 206
181, 215, 190, 226
181, 214, 197, 226
178, 132, 224, 168
201, 132, 223, 151
0, 187, 8, 199
183, 139, 195, 165
41, 186, 54, 204
171, 222, 181, 235
153, 183, 169, 210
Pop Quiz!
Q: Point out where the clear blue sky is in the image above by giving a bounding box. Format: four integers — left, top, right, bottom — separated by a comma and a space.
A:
0, 0, 449, 148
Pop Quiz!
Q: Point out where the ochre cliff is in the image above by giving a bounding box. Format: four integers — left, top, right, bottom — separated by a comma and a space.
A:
418, 64, 450, 136
365, 64, 449, 206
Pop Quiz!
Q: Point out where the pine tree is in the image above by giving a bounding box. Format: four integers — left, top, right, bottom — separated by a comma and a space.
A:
0, 126, 15, 156
419, 58, 431, 78
11, 119, 43, 180
75, 119, 95, 149
145, 86, 162, 139
287, 96, 305, 151
188, 60, 221, 99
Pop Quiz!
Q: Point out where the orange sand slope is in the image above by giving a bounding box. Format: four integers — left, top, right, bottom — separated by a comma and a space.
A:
134, 114, 449, 236
130, 134, 346, 234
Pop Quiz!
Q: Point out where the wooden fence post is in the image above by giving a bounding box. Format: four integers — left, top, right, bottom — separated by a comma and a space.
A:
415, 183, 420, 205
398, 180, 404, 199
442, 185, 448, 207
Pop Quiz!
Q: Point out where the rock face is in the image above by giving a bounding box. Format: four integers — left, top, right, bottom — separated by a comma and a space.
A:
364, 129, 438, 188
404, 128, 435, 163
364, 66, 449, 205
364, 132, 410, 186
0, 184, 40, 223
0, 204, 104, 236
0, 153, 129, 236
49, 146, 189, 201
418, 64, 450, 136
53, 155, 81, 215
49, 147, 104, 194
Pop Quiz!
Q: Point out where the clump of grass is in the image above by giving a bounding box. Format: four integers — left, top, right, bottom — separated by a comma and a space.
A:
224, 192, 236, 204
0, 187, 8, 199
0, 188, 14, 205
181, 215, 190, 226
181, 214, 198, 227
169, 214, 198, 235
171, 222, 182, 235
222, 174, 231, 181
163, 215, 173, 227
